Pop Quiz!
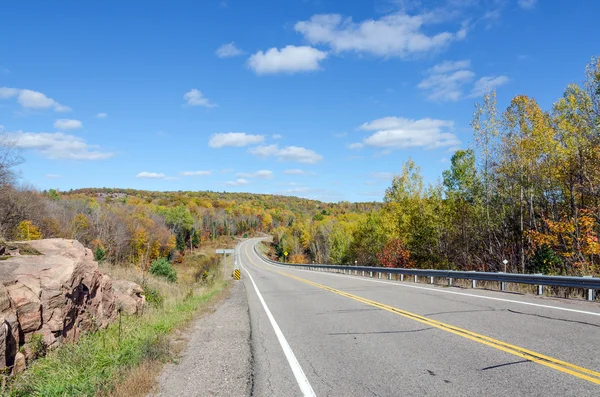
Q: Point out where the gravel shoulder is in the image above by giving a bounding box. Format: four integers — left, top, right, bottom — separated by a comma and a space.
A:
150, 281, 252, 396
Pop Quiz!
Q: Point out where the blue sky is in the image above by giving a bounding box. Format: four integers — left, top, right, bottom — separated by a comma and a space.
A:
1, 0, 598, 202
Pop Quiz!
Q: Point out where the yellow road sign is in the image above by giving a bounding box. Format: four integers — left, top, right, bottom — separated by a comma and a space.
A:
234, 269, 241, 280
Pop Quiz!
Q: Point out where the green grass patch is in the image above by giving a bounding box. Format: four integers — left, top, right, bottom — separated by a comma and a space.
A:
4, 280, 228, 397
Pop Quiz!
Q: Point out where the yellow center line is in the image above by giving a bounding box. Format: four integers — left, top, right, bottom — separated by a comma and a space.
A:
243, 243, 600, 385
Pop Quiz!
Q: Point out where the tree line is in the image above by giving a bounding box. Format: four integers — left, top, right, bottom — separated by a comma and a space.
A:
273, 57, 600, 276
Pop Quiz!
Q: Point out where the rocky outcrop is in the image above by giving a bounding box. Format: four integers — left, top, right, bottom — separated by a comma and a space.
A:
113, 279, 146, 315
0, 239, 121, 373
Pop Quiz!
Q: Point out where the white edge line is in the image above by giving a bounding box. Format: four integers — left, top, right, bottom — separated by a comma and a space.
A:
251, 242, 600, 318
241, 243, 317, 397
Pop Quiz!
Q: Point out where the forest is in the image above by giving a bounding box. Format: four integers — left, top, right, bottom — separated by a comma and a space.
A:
270, 57, 600, 276
0, 57, 599, 277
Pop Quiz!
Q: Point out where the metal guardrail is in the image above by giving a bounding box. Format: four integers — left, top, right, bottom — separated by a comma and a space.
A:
254, 245, 599, 301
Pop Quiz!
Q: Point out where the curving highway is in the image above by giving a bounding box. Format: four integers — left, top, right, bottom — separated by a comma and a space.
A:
239, 238, 600, 396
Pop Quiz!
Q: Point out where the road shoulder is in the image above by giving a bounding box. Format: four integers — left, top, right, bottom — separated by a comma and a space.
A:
150, 281, 252, 396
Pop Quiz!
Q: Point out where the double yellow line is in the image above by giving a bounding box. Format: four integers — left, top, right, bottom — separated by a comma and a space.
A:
244, 243, 600, 385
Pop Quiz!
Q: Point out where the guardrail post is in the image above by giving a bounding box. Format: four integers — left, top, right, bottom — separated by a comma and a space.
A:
388, 273, 392, 280
378, 272, 382, 279
414, 275, 418, 283
370, 271, 373, 278
588, 289, 595, 301
448, 278, 453, 286
501, 281, 506, 291
362, 271, 365, 277
535, 274, 544, 295
429, 276, 434, 284
472, 279, 477, 288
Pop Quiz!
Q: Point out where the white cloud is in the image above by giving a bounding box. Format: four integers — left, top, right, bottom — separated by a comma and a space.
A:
0, 87, 71, 112
180, 170, 211, 177
54, 119, 83, 130
294, 13, 467, 58
9, 131, 114, 160
272, 134, 283, 139
96, 112, 108, 119
136, 172, 167, 179
348, 142, 364, 150
225, 178, 249, 186
418, 60, 508, 101
216, 42, 244, 58
518, 0, 537, 10
209, 132, 265, 148
468, 75, 510, 97
284, 169, 314, 175
359, 117, 460, 150
249, 144, 323, 164
248, 45, 327, 74
183, 89, 217, 108
46, 174, 62, 179
236, 170, 273, 179
418, 60, 475, 101
429, 59, 471, 74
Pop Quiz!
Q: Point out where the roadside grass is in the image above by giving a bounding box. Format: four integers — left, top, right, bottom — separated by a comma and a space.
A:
3, 252, 229, 397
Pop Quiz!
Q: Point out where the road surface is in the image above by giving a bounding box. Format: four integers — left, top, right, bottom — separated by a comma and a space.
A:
239, 238, 600, 396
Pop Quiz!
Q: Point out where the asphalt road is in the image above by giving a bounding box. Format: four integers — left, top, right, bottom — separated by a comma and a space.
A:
239, 238, 600, 396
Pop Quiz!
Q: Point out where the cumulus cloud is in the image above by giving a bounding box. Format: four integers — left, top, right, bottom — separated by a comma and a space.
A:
216, 42, 244, 58
248, 144, 323, 164
358, 117, 460, 150
54, 119, 83, 130
96, 112, 108, 119
236, 170, 273, 179
183, 89, 217, 108
180, 170, 211, 177
209, 132, 265, 148
248, 45, 327, 74
0, 87, 71, 112
136, 172, 167, 179
9, 131, 114, 160
225, 178, 249, 186
518, 0, 537, 9
294, 13, 467, 58
418, 60, 508, 101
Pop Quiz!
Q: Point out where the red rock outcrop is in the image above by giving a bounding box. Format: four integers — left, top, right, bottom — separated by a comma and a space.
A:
0, 239, 118, 372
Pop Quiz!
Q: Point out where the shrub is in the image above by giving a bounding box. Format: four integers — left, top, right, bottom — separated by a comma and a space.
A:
529, 245, 562, 275
143, 285, 164, 308
94, 246, 106, 262
149, 258, 177, 282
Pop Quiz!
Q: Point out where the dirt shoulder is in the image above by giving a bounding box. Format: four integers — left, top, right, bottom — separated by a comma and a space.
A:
149, 281, 252, 396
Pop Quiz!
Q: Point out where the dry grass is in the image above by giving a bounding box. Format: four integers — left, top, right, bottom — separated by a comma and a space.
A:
101, 360, 162, 397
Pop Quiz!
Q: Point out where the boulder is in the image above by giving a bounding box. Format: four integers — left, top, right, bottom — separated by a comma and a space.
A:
12, 352, 25, 375
113, 279, 145, 315
0, 239, 117, 370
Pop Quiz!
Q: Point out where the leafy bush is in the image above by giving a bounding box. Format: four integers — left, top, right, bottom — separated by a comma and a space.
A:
143, 285, 164, 308
149, 258, 177, 282
29, 334, 47, 360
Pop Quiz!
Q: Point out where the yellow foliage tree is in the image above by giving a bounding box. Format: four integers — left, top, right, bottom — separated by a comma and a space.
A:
15, 220, 42, 241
